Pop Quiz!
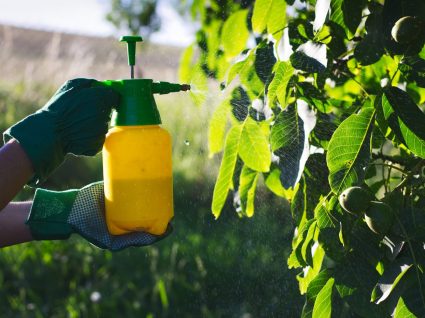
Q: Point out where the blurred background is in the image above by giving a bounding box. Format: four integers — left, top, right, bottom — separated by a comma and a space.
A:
0, 0, 301, 316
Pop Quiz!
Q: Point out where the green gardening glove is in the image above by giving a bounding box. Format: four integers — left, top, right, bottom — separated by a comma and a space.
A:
3, 78, 119, 186
26, 182, 171, 251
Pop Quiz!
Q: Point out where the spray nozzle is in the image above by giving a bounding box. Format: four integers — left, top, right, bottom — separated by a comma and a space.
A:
120, 35, 143, 79
152, 82, 191, 94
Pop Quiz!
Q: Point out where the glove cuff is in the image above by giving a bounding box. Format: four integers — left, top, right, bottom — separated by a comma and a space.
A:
3, 111, 64, 186
27, 187, 79, 240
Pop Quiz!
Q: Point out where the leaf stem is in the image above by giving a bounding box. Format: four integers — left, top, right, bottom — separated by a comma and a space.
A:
389, 67, 399, 86
370, 163, 408, 176
386, 165, 392, 192
383, 160, 387, 193
393, 160, 425, 192
337, 48, 355, 60
372, 153, 409, 166
380, 145, 387, 192
271, 26, 288, 36
350, 77, 370, 97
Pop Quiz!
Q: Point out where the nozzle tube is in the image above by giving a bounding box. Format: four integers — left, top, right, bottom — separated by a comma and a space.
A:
152, 82, 191, 95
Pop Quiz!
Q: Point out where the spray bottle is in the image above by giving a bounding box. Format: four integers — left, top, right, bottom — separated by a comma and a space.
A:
100, 36, 190, 235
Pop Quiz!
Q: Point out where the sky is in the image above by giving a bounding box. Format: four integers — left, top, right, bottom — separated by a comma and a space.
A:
0, 0, 194, 46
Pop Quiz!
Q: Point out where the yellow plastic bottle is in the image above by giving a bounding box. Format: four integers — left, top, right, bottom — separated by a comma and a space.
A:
103, 125, 173, 235
100, 36, 189, 235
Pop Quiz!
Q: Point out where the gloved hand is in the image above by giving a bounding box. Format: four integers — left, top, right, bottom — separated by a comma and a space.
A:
3, 78, 119, 185
26, 182, 172, 251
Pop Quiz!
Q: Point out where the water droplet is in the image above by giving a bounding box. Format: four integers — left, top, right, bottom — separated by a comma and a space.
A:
184, 139, 190, 146
90, 291, 101, 303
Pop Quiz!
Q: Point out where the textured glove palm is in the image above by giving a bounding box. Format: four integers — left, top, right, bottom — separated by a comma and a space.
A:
3, 78, 119, 185
26, 182, 171, 251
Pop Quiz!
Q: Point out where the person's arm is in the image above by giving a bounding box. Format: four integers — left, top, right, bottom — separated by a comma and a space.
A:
0, 139, 34, 210
0, 139, 34, 247
0, 202, 32, 247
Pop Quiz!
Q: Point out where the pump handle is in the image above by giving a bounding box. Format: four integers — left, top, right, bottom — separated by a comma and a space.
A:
120, 36, 143, 66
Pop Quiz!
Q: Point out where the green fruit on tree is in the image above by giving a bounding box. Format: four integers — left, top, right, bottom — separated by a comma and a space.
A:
339, 186, 374, 215
364, 201, 394, 235
391, 16, 424, 44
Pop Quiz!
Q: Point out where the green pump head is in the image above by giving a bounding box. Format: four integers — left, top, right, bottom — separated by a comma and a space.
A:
98, 35, 190, 126
120, 35, 142, 78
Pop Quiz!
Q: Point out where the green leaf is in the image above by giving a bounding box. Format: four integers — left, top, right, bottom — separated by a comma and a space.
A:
319, 228, 346, 263
267, 0, 287, 39
265, 167, 295, 199
252, 0, 272, 33
190, 0, 205, 19
374, 93, 393, 139
230, 86, 250, 122
267, 61, 294, 107
394, 297, 417, 318
226, 52, 264, 95
312, 278, 334, 318
353, 8, 385, 65
330, 0, 344, 30
271, 103, 301, 150
297, 82, 328, 113
371, 258, 413, 304
304, 154, 330, 197
382, 87, 425, 158
226, 54, 251, 86
313, 0, 330, 32
156, 279, 169, 308
354, 34, 385, 66
255, 42, 277, 84
302, 270, 332, 318
342, 0, 367, 35
333, 253, 384, 317
205, 20, 222, 71
327, 107, 375, 194
290, 48, 326, 74
312, 112, 337, 148
239, 117, 271, 172
394, 265, 425, 318
301, 220, 317, 267
238, 165, 259, 217
349, 221, 384, 266
295, 154, 331, 227
209, 99, 230, 156
288, 219, 315, 269
314, 195, 338, 229
252, 0, 286, 35
306, 270, 332, 302
314, 25, 332, 44
370, 253, 425, 317
291, 176, 308, 225
271, 104, 306, 189
297, 244, 325, 294
211, 125, 242, 218
400, 56, 425, 88
221, 10, 249, 59
179, 44, 195, 83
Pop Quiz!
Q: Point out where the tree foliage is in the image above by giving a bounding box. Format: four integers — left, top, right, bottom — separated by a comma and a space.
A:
181, 0, 425, 316
106, 0, 160, 37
